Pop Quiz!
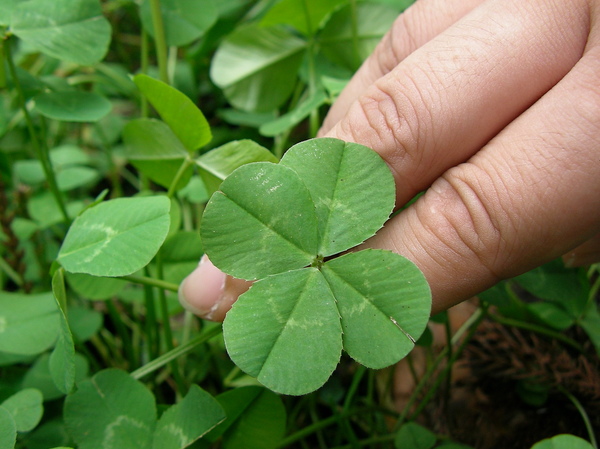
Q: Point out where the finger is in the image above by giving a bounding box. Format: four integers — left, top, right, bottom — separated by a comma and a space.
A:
325, 0, 590, 206
363, 40, 600, 314
178, 255, 251, 322
320, 0, 483, 134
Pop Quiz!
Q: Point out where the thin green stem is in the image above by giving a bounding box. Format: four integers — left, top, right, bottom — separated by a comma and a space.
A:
167, 157, 194, 199
4, 38, 69, 223
119, 274, 179, 292
491, 314, 584, 353
140, 29, 150, 118
0, 256, 23, 287
558, 385, 598, 449
349, 0, 361, 70
131, 325, 222, 380
106, 299, 136, 367
149, 0, 169, 84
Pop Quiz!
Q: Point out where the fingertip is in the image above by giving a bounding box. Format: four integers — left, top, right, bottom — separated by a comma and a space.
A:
178, 254, 227, 321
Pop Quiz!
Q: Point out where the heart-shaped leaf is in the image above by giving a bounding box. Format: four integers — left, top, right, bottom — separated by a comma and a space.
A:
201, 138, 431, 395
0, 388, 44, 432
34, 91, 112, 122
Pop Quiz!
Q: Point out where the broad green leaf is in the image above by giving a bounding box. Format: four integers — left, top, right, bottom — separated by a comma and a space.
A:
260, 0, 346, 36
259, 89, 328, 137
152, 385, 225, 449
56, 166, 98, 191
133, 75, 211, 151
201, 163, 318, 280
395, 422, 436, 449
49, 269, 76, 394
281, 138, 395, 256
14, 159, 45, 185
210, 25, 306, 112
318, 3, 397, 71
159, 231, 204, 284
68, 307, 103, 342
57, 196, 171, 277
0, 0, 22, 26
526, 302, 574, 331
322, 250, 431, 368
178, 176, 209, 204
25, 419, 72, 449
139, 0, 218, 47
223, 268, 343, 395
209, 386, 286, 449
34, 91, 112, 122
530, 435, 594, 449
579, 302, 600, 355
65, 272, 125, 300
132, 159, 194, 191
196, 140, 278, 180
27, 193, 85, 229
22, 353, 89, 401
0, 407, 16, 449
10, 0, 111, 65
0, 388, 43, 432
124, 119, 189, 159
50, 144, 92, 167
64, 369, 155, 449
0, 292, 59, 355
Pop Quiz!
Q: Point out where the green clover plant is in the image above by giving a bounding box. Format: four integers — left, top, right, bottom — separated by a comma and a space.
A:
201, 138, 432, 395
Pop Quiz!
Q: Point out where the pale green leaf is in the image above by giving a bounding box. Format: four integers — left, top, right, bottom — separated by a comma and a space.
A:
223, 268, 342, 395
0, 407, 16, 449
34, 91, 112, 122
201, 163, 318, 280
0, 292, 59, 355
196, 140, 278, 180
260, 0, 346, 36
281, 138, 395, 256
152, 385, 225, 449
259, 89, 328, 137
531, 435, 594, 449
123, 118, 189, 160
322, 250, 431, 368
49, 268, 76, 394
65, 272, 125, 300
210, 25, 306, 112
1, 388, 44, 432
10, 0, 111, 65
64, 369, 156, 449
22, 353, 89, 401
395, 422, 437, 449
133, 75, 211, 151
57, 196, 171, 277
139, 0, 217, 47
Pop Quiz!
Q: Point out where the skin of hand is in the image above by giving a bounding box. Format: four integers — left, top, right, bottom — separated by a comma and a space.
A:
179, 0, 600, 321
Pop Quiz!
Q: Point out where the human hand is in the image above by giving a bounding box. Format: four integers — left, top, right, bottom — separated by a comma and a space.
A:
179, 0, 600, 321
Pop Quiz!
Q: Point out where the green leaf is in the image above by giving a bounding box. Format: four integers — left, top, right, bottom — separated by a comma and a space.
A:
0, 292, 59, 355
22, 353, 89, 401
322, 250, 431, 368
10, 0, 111, 65
0, 388, 44, 432
260, 0, 347, 36
259, 89, 328, 137
530, 434, 594, 449
281, 138, 395, 256
26, 193, 85, 229
152, 385, 225, 449
133, 75, 211, 152
318, 3, 397, 71
65, 272, 125, 300
124, 118, 189, 159
139, 0, 218, 47
64, 369, 156, 449
223, 268, 343, 395
178, 176, 209, 204
196, 140, 278, 181
49, 268, 76, 394
395, 422, 437, 449
0, 0, 21, 26
68, 307, 103, 342
209, 387, 286, 449
526, 302, 574, 331
57, 196, 171, 277
34, 91, 112, 122
201, 163, 318, 280
210, 25, 306, 112
0, 407, 16, 449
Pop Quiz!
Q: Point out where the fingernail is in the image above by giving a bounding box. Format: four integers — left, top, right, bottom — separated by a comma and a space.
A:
178, 254, 226, 320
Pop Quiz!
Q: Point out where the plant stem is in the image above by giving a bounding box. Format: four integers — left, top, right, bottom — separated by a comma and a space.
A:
558, 385, 598, 449
167, 157, 193, 198
140, 29, 150, 117
119, 274, 179, 292
0, 256, 23, 287
106, 299, 136, 368
149, 0, 169, 84
130, 325, 222, 380
490, 314, 584, 353
4, 38, 70, 224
